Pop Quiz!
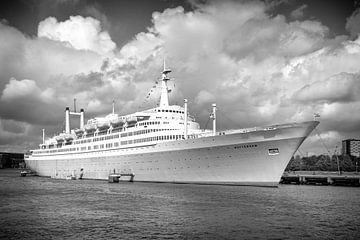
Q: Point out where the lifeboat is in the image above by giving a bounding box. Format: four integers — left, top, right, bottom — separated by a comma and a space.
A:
74, 128, 84, 136
110, 118, 125, 128
126, 116, 137, 126
63, 134, 74, 141
55, 136, 65, 143
97, 122, 110, 131
85, 124, 96, 133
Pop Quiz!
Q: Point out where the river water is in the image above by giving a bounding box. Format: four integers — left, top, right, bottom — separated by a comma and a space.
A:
1, 169, 359, 239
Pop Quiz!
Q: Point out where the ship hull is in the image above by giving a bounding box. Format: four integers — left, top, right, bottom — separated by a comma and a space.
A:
25, 121, 318, 187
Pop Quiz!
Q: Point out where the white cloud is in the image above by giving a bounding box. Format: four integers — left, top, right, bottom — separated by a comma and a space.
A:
1, 1, 360, 153
346, 8, 360, 38
1, 78, 41, 101
290, 4, 307, 20
38, 16, 116, 55
194, 90, 216, 105
294, 72, 360, 103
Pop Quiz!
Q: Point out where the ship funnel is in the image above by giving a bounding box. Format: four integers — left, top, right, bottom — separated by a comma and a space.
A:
65, 107, 70, 134
42, 129, 45, 144
66, 106, 85, 133
80, 109, 84, 129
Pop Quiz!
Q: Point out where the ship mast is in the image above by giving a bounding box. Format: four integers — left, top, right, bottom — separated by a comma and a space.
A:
159, 59, 171, 107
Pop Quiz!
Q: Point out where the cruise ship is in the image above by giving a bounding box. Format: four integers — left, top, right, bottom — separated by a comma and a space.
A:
25, 63, 319, 186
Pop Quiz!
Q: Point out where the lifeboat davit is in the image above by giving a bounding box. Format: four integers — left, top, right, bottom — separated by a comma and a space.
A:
110, 118, 125, 128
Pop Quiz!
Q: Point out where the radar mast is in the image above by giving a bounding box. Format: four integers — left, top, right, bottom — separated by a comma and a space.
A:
159, 58, 171, 107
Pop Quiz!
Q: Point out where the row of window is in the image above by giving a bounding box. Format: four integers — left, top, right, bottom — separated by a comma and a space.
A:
121, 129, 175, 137
234, 144, 258, 149
93, 134, 120, 142
138, 121, 160, 126
156, 109, 184, 114
132, 135, 184, 144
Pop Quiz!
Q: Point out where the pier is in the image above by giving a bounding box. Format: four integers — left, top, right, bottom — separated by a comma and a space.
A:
281, 171, 360, 186
108, 172, 135, 183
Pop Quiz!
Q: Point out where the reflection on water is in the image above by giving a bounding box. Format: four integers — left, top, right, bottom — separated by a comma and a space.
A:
1, 169, 360, 239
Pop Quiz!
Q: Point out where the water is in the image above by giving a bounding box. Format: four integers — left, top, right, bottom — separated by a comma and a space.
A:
1, 169, 360, 240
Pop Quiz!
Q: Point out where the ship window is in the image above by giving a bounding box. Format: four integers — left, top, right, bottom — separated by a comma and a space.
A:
268, 148, 279, 155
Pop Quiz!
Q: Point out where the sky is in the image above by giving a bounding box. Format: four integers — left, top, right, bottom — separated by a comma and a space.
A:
1, 0, 360, 155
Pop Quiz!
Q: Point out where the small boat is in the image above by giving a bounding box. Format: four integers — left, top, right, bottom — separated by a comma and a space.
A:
55, 136, 65, 143
110, 118, 125, 128
97, 122, 110, 131
20, 170, 36, 177
64, 134, 74, 141
74, 128, 84, 136
85, 124, 96, 133
126, 116, 137, 126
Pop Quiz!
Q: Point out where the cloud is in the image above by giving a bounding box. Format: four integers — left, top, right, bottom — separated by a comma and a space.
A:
346, 8, 360, 38
1, 0, 360, 154
0, 118, 36, 151
0, 19, 110, 128
194, 90, 216, 105
290, 4, 307, 20
293, 72, 360, 103
0, 78, 63, 125
1, 78, 41, 101
0, 21, 103, 89
38, 16, 116, 55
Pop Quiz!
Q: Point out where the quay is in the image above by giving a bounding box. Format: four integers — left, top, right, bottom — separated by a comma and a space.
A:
108, 172, 135, 183
281, 171, 360, 186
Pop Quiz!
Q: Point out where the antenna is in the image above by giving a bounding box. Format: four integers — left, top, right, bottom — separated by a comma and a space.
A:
112, 100, 115, 114
160, 57, 172, 107
162, 57, 171, 75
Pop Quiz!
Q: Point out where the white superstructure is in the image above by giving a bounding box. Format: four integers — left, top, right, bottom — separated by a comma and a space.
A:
25, 63, 319, 186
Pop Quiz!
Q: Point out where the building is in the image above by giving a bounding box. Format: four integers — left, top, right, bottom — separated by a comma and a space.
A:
342, 139, 360, 158
0, 152, 24, 168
